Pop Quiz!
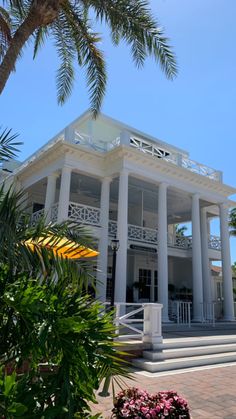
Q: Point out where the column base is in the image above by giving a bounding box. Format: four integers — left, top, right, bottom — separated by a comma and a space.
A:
223, 316, 236, 322
162, 317, 172, 323
192, 317, 203, 323
142, 335, 163, 345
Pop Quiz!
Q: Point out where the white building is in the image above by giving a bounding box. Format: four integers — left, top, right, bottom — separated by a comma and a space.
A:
2, 110, 236, 322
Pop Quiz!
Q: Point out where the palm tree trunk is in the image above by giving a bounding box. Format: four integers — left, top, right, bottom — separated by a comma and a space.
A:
0, 0, 61, 95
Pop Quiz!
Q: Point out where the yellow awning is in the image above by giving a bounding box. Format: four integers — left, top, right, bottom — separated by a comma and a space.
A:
24, 235, 99, 259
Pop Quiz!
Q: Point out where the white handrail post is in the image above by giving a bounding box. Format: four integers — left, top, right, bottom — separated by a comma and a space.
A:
212, 303, 215, 328
142, 303, 163, 345
177, 301, 180, 324
115, 303, 120, 335
188, 303, 191, 328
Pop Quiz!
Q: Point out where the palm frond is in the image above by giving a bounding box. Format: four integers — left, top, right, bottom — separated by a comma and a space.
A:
33, 26, 49, 59
81, 0, 177, 78
53, 14, 75, 105
2, 0, 25, 17
0, 6, 12, 61
229, 208, 236, 236
61, 3, 106, 117
0, 127, 22, 162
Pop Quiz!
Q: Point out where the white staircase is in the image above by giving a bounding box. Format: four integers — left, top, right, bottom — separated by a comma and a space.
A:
132, 334, 236, 373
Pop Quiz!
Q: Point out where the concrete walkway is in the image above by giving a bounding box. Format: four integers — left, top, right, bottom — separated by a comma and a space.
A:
91, 363, 236, 418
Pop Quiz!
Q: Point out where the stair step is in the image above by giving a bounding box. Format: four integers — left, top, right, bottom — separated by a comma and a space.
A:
133, 351, 236, 373
152, 335, 236, 350
143, 343, 236, 361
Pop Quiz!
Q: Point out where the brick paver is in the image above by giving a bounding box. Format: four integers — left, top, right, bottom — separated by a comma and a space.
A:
91, 364, 236, 418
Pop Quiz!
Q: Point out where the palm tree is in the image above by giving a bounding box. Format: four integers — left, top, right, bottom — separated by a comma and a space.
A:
229, 208, 236, 236
0, 127, 22, 162
175, 224, 188, 237
0, 180, 128, 417
0, 0, 177, 115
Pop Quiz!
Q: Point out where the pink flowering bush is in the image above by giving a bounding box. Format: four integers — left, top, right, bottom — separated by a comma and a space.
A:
112, 387, 190, 418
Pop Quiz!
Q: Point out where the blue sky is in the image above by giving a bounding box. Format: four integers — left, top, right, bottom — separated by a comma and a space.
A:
1, 0, 236, 261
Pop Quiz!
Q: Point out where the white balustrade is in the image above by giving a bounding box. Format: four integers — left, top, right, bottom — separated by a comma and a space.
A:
102, 303, 163, 344
50, 203, 59, 223
168, 233, 192, 249
128, 224, 158, 244
31, 208, 45, 226
65, 129, 222, 181
176, 301, 192, 327
169, 301, 191, 326
201, 302, 215, 327
68, 202, 101, 226
108, 220, 118, 237
129, 136, 222, 182
208, 235, 221, 251
107, 222, 221, 252
114, 303, 144, 339
74, 131, 109, 152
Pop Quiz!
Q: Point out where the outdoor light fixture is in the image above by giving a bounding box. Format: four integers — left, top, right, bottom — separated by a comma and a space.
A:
110, 238, 120, 308
111, 238, 120, 252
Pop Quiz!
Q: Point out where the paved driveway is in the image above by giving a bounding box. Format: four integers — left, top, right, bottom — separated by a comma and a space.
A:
91, 363, 236, 418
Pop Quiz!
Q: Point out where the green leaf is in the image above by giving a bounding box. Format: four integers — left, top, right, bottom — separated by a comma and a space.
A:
8, 402, 28, 415
4, 372, 16, 396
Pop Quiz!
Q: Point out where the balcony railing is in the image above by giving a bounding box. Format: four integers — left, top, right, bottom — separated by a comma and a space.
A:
128, 224, 158, 244
68, 130, 222, 182
51, 203, 59, 223
68, 202, 100, 226
30, 204, 221, 252
30, 208, 44, 226
208, 235, 221, 251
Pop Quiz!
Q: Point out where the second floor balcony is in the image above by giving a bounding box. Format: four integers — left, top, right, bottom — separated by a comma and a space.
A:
30, 202, 222, 252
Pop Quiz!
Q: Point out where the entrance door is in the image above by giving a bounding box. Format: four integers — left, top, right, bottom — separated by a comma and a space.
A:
137, 268, 158, 302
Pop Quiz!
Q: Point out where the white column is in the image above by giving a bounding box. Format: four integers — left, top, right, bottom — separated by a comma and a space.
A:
201, 208, 212, 304
158, 183, 169, 322
96, 177, 111, 302
57, 166, 72, 222
220, 203, 234, 320
192, 194, 204, 321
115, 170, 129, 303
44, 173, 58, 223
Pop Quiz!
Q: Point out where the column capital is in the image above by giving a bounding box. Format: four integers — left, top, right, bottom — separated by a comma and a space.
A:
101, 176, 113, 184
219, 201, 229, 210
48, 171, 59, 180
61, 165, 72, 173
159, 182, 169, 189
119, 168, 129, 176
192, 193, 200, 200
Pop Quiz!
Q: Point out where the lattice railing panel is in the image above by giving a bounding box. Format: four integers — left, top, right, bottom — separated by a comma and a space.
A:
129, 136, 221, 182
108, 220, 118, 236
130, 136, 170, 159
50, 203, 58, 223
181, 157, 221, 181
31, 208, 44, 226
128, 224, 158, 244
208, 235, 221, 251
68, 202, 101, 225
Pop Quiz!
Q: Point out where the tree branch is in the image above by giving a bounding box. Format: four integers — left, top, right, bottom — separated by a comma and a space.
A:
0, 0, 62, 94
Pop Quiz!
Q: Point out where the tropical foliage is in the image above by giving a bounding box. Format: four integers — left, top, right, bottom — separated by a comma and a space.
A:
0, 127, 21, 163
0, 136, 128, 417
229, 207, 236, 237
175, 224, 188, 237
0, 0, 177, 114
